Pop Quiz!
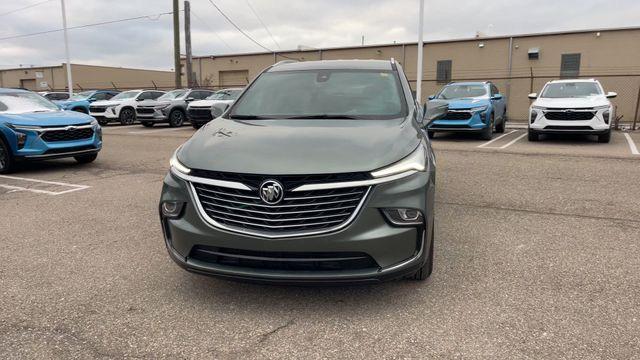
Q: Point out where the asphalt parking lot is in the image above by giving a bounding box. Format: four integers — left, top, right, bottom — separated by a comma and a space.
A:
2, 123, 640, 358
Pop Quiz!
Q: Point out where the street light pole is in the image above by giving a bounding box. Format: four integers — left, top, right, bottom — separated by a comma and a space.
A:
60, 0, 73, 96
416, 0, 425, 103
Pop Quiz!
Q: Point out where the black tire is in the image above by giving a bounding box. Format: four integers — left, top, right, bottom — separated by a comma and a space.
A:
495, 115, 506, 133
168, 109, 185, 127
410, 226, 434, 281
0, 137, 15, 174
480, 114, 494, 140
98, 118, 109, 126
119, 107, 136, 125
141, 121, 154, 128
74, 153, 98, 164
598, 131, 611, 143
72, 107, 88, 114
528, 130, 539, 142
192, 122, 203, 129
427, 131, 435, 139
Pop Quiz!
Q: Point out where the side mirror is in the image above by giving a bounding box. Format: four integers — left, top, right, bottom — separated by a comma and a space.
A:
428, 95, 436, 100
185, 97, 195, 102
88, 97, 97, 103
135, 97, 144, 101
606, 92, 617, 99
491, 94, 503, 100
528, 93, 538, 100
211, 103, 230, 118
422, 100, 449, 126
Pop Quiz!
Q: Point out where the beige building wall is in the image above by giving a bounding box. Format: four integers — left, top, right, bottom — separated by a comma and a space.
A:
0, 64, 174, 92
188, 27, 640, 123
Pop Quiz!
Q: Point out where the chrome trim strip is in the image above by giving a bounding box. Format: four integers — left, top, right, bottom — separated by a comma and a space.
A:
205, 208, 351, 223
171, 168, 252, 191
292, 170, 417, 192
208, 216, 344, 229
201, 200, 356, 216
188, 182, 371, 239
196, 192, 362, 209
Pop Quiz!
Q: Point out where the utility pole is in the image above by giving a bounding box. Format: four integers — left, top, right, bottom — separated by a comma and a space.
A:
184, 1, 193, 88
173, 0, 182, 88
416, 0, 425, 103
60, 0, 73, 96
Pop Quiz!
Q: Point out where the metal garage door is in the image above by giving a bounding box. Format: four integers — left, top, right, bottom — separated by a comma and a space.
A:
20, 79, 36, 90
219, 70, 249, 87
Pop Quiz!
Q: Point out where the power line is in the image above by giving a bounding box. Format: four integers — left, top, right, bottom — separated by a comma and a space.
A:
190, 11, 234, 52
204, 0, 272, 52
0, 0, 53, 17
0, 11, 174, 41
244, 0, 280, 49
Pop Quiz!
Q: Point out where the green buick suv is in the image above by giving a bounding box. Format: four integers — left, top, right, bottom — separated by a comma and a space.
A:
159, 59, 442, 284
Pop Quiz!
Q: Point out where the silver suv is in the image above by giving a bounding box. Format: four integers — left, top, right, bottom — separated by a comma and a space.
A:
136, 89, 215, 127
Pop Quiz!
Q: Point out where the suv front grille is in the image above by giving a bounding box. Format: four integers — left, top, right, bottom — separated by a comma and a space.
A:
89, 106, 106, 113
544, 110, 595, 121
444, 111, 472, 120
190, 174, 370, 237
41, 128, 94, 142
188, 107, 212, 120
136, 107, 155, 114
190, 246, 379, 271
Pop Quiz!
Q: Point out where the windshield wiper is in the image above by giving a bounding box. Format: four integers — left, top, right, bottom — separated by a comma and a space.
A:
283, 114, 362, 119
229, 114, 274, 119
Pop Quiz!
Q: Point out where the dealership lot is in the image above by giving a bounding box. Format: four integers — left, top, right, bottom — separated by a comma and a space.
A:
1, 124, 640, 358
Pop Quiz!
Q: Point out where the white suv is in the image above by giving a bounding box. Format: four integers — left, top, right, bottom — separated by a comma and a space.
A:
528, 79, 617, 143
89, 89, 164, 126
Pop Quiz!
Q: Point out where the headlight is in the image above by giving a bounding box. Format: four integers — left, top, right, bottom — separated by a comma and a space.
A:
6, 124, 42, 132
170, 147, 191, 175
370, 145, 427, 178
90, 119, 99, 127
470, 106, 488, 112
532, 106, 546, 111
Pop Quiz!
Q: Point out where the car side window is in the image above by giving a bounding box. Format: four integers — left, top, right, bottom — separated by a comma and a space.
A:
93, 92, 108, 101
151, 92, 164, 100
138, 92, 152, 100
104, 92, 116, 100
190, 91, 203, 100
491, 84, 500, 96
201, 91, 214, 99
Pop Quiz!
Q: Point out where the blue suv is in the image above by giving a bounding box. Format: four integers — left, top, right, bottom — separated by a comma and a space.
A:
0, 88, 102, 173
426, 82, 507, 140
55, 90, 119, 114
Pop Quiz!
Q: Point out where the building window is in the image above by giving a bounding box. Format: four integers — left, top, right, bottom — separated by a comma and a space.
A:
560, 53, 581, 78
437, 60, 452, 83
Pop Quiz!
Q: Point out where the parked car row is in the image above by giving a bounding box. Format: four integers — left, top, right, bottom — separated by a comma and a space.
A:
425, 78, 616, 143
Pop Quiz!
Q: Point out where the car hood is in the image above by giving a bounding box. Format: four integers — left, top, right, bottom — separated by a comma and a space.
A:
533, 96, 610, 108
55, 99, 89, 107
440, 98, 490, 110
189, 99, 234, 107
1, 110, 94, 126
179, 117, 421, 175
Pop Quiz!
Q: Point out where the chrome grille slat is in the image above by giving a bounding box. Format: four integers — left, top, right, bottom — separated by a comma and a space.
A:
200, 200, 357, 216
190, 175, 370, 237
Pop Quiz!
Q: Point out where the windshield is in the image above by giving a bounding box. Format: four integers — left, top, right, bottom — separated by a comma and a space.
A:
0, 92, 60, 114
158, 89, 188, 101
69, 91, 95, 100
437, 84, 488, 100
541, 82, 602, 98
207, 89, 242, 100
230, 70, 406, 119
111, 91, 139, 100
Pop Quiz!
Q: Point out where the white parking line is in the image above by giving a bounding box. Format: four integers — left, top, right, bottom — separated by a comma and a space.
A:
128, 127, 191, 135
623, 133, 640, 155
497, 133, 528, 149
0, 174, 90, 196
477, 130, 518, 148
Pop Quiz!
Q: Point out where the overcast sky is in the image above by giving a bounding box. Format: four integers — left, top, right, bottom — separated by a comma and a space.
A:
0, 0, 638, 71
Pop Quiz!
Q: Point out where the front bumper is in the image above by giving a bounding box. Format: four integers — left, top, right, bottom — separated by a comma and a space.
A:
12, 125, 102, 161
427, 110, 489, 132
136, 108, 169, 122
529, 108, 611, 135
159, 169, 435, 284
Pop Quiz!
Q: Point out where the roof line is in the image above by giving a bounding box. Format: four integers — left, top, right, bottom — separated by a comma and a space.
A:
0, 63, 173, 72
191, 25, 640, 59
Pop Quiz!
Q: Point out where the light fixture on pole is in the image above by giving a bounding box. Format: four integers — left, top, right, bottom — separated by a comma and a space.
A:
416, 0, 425, 102
60, 0, 73, 96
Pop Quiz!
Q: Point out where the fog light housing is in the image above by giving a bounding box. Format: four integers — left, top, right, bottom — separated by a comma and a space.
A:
161, 201, 184, 218
382, 208, 424, 226
16, 133, 27, 149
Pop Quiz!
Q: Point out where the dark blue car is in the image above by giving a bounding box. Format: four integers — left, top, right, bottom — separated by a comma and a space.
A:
426, 81, 507, 140
0, 88, 102, 173
55, 90, 119, 113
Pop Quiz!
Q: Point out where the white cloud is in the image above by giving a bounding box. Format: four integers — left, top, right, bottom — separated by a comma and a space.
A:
0, 0, 638, 70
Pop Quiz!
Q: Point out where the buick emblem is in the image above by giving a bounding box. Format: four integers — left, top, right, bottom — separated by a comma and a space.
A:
259, 180, 284, 205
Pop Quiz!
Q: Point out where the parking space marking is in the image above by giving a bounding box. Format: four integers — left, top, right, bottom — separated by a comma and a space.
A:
477, 130, 518, 148
0, 174, 90, 196
623, 133, 639, 155
127, 127, 191, 135
496, 133, 528, 149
